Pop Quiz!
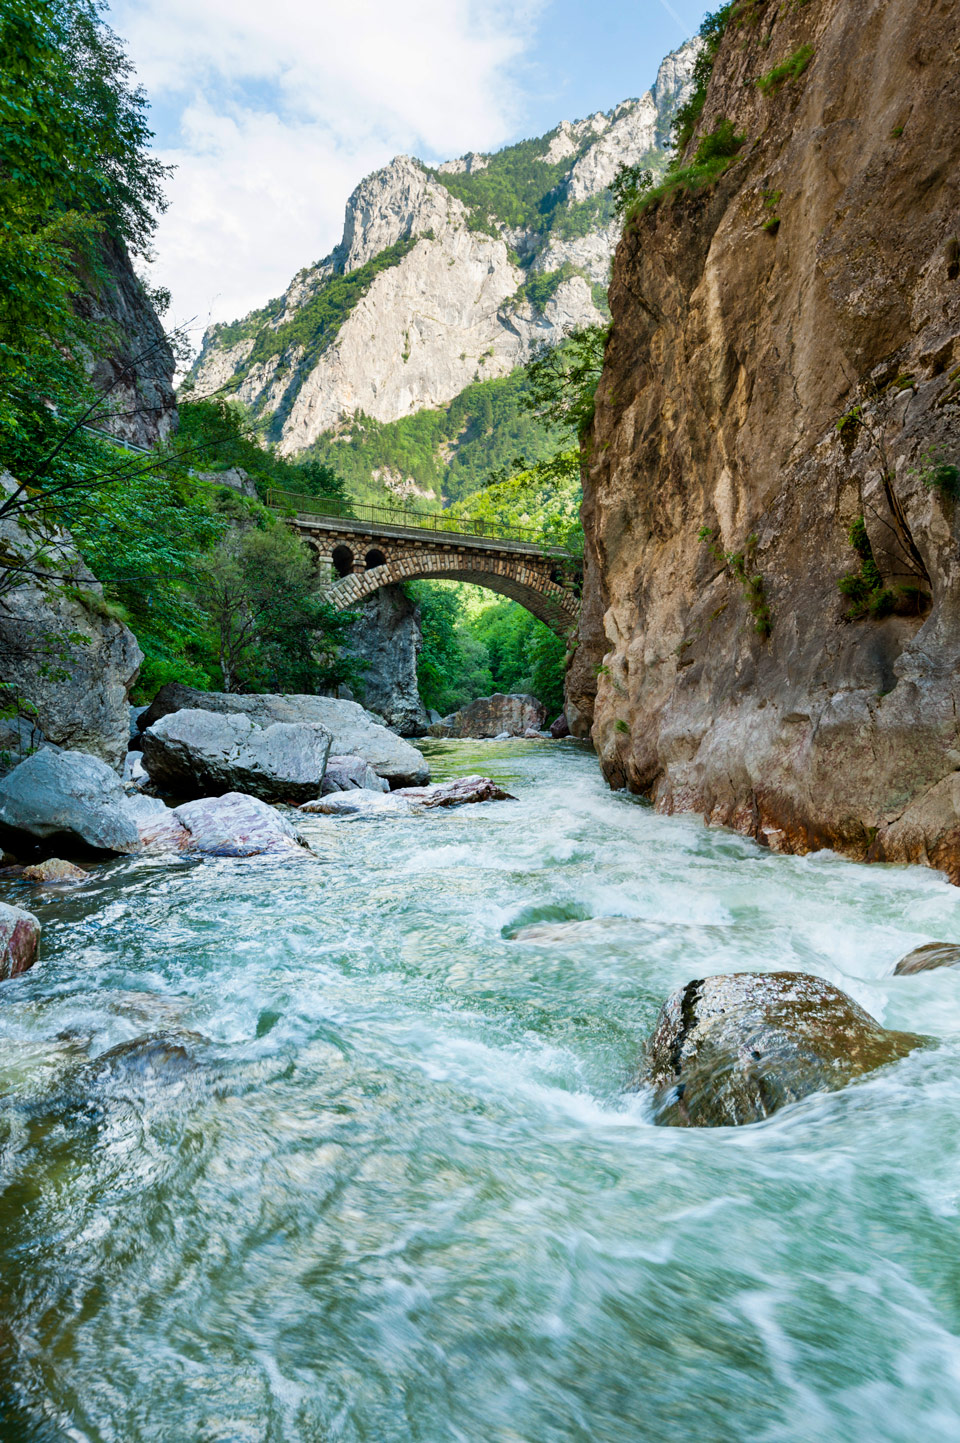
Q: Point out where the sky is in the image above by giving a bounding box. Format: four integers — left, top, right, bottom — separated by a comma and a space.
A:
106, 0, 709, 351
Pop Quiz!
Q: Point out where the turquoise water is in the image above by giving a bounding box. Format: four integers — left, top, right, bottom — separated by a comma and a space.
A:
3, 739, 960, 1441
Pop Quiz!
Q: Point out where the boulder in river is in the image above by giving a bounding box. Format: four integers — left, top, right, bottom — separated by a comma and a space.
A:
396, 775, 516, 808
22, 858, 88, 885
893, 942, 960, 975
321, 754, 390, 794
0, 748, 141, 855
441, 693, 547, 739
0, 901, 41, 980
301, 774, 515, 815
549, 712, 570, 739
141, 708, 331, 802
173, 793, 308, 857
137, 684, 429, 786
641, 971, 926, 1127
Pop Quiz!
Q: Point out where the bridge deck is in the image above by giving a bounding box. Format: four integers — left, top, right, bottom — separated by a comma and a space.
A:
267, 489, 572, 558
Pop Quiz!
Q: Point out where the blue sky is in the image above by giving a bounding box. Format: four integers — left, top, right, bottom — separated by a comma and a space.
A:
107, 0, 708, 346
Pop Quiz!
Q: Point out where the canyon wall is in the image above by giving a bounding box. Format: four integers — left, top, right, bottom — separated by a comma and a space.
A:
574, 0, 960, 877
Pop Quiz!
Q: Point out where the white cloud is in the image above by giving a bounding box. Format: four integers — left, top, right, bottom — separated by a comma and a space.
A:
108, 0, 543, 345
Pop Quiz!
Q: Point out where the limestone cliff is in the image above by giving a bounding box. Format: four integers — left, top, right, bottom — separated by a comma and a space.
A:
189, 43, 698, 462
574, 0, 960, 878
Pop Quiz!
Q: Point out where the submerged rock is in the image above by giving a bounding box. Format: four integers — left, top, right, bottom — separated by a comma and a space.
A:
141, 708, 331, 802
641, 971, 925, 1127
21, 858, 88, 885
139, 684, 429, 786
0, 901, 40, 980
321, 754, 390, 794
893, 942, 960, 975
0, 749, 141, 855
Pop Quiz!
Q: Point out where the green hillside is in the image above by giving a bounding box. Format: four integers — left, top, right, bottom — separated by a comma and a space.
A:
303, 367, 566, 509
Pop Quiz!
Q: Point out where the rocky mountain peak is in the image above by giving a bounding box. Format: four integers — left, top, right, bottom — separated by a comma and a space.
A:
334, 154, 464, 274
190, 39, 699, 470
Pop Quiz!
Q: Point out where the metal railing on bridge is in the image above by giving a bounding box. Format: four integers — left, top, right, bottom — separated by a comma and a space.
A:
266, 488, 572, 556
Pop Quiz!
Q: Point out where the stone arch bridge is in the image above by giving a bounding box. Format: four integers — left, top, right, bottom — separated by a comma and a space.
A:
269, 492, 580, 635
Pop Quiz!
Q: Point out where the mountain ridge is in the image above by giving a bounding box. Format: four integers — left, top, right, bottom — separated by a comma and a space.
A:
189, 38, 698, 491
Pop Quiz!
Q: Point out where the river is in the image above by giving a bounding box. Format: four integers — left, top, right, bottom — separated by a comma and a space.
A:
3, 738, 960, 1441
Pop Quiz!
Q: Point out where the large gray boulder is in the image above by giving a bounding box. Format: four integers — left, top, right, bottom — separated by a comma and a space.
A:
128, 791, 307, 857
0, 901, 41, 980
139, 684, 429, 786
641, 971, 925, 1127
442, 693, 547, 739
0, 748, 141, 854
141, 709, 331, 802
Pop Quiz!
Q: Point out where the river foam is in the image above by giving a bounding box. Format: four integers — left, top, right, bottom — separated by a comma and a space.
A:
2, 738, 960, 1440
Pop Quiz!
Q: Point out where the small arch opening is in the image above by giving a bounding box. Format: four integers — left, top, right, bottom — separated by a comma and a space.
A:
331, 544, 354, 578
365, 548, 387, 570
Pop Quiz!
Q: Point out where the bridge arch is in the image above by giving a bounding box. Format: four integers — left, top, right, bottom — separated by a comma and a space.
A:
325, 550, 578, 635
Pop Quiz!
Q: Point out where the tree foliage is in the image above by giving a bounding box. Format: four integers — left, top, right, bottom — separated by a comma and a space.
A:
0, 0, 168, 445
191, 510, 358, 695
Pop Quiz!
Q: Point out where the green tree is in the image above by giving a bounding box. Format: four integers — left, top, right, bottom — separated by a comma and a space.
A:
0, 0, 168, 453
192, 517, 357, 694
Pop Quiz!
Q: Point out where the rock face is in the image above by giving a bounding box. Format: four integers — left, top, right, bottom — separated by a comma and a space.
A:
188, 43, 698, 458
347, 584, 428, 736
893, 942, 960, 976
642, 972, 924, 1127
0, 902, 41, 981
0, 749, 141, 855
443, 694, 546, 738
574, 0, 960, 881
138, 684, 429, 786
140, 709, 331, 802
76, 235, 177, 449
0, 476, 143, 770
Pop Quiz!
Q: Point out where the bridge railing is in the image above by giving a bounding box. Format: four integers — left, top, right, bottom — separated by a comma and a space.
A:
266, 488, 572, 555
